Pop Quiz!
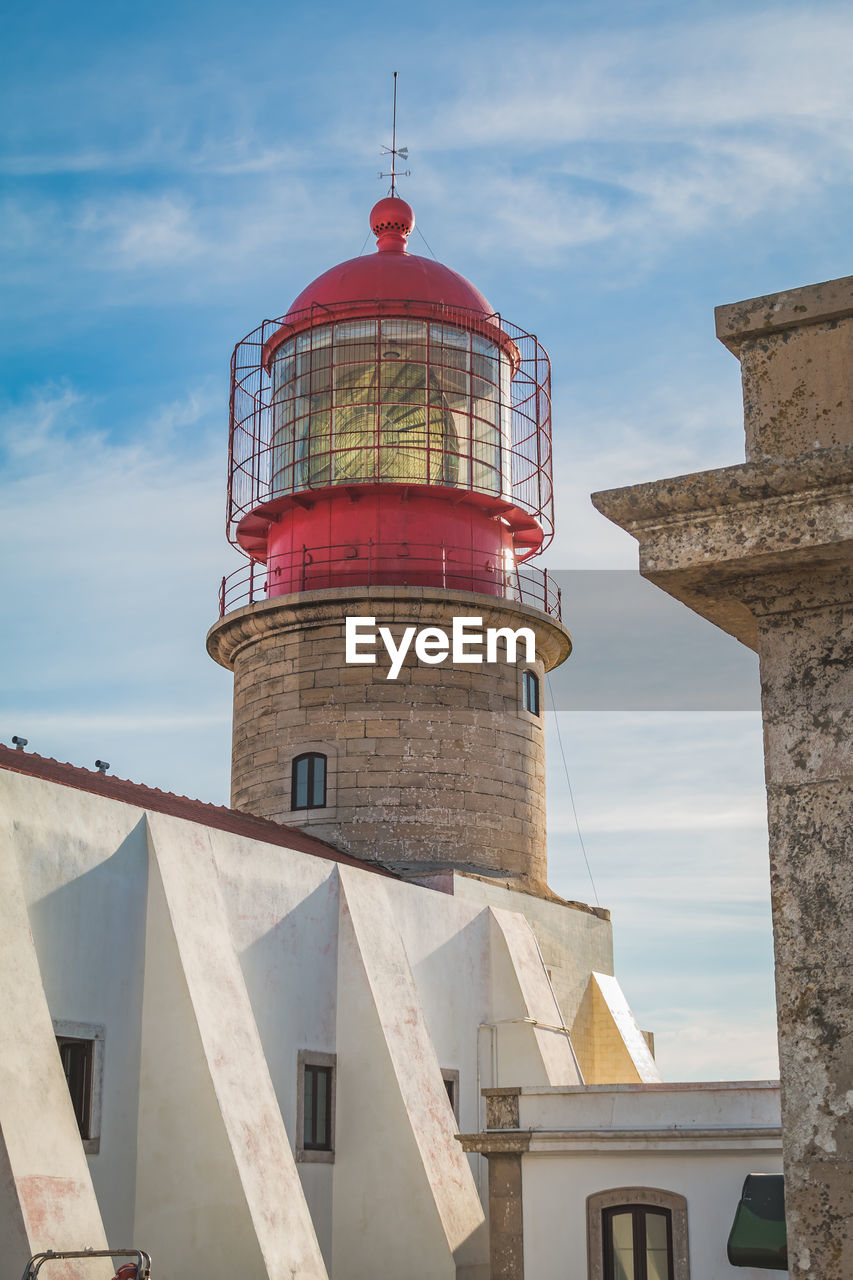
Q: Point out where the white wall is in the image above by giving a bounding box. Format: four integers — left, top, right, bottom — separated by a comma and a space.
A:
451, 873, 614, 1026
5, 772, 148, 1253
1, 768, 775, 1280
523, 1149, 785, 1280
517, 1084, 785, 1280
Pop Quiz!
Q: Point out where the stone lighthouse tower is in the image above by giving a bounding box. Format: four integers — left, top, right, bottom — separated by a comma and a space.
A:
207, 193, 570, 888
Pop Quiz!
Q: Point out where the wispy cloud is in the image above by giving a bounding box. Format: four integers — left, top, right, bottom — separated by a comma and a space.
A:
0, 381, 238, 679
651, 1007, 780, 1081
431, 11, 853, 145
76, 195, 204, 268
0, 136, 304, 179
1, 712, 229, 736
550, 796, 768, 835
414, 9, 853, 263
6, 8, 853, 291
0, 381, 238, 792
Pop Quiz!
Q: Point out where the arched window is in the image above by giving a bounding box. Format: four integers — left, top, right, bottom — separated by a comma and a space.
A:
291, 752, 327, 811
603, 1205, 672, 1280
587, 1189, 689, 1280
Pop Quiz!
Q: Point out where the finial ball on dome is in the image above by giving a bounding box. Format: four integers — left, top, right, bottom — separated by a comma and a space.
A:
370, 196, 415, 243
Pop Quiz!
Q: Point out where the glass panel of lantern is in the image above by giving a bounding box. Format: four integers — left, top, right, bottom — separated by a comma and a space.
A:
269, 320, 512, 499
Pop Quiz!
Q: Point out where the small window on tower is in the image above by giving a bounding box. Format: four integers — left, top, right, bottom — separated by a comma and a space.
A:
522, 669, 540, 717
291, 752, 327, 810
296, 1050, 336, 1164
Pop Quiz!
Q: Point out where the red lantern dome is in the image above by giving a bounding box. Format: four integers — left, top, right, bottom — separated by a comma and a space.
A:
262, 198, 509, 365
221, 197, 557, 614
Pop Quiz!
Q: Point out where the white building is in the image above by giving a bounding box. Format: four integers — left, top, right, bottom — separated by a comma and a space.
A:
0, 749, 782, 1279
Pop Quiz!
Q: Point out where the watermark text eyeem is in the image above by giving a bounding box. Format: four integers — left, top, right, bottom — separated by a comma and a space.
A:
346, 616, 536, 680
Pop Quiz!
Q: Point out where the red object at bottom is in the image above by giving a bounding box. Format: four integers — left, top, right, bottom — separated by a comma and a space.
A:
263, 486, 525, 597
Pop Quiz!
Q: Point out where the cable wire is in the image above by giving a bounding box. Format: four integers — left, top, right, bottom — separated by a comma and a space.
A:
414, 224, 438, 260
546, 674, 600, 907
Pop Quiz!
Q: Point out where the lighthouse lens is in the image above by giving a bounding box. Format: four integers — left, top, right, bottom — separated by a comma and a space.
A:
269, 319, 511, 499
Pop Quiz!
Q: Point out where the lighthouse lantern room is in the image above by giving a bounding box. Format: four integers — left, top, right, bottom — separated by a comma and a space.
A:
222, 196, 556, 608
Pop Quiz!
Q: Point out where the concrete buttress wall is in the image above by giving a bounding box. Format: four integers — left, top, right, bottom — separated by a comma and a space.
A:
333, 866, 488, 1279
134, 813, 328, 1279
488, 908, 583, 1087
570, 972, 661, 1084
0, 817, 111, 1280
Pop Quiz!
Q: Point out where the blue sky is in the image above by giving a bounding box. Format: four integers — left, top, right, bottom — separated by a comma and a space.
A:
4, 0, 852, 1080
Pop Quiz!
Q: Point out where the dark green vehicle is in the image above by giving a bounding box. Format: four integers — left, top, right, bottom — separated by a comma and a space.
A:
727, 1174, 787, 1271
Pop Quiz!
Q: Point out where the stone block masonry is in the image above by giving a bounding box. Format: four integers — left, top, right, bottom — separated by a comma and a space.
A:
208, 586, 571, 888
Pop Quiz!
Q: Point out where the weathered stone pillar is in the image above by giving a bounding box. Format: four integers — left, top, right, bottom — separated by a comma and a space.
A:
457, 1088, 530, 1280
591, 276, 853, 1278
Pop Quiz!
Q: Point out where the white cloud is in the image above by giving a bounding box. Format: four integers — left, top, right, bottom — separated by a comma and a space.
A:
77, 196, 204, 268
0, 382, 240, 682
431, 11, 853, 145
549, 795, 768, 835
651, 1007, 780, 1081
1, 711, 229, 735
407, 8, 853, 264
6, 8, 853, 294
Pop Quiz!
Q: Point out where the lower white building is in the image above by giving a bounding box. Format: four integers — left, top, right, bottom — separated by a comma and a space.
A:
0, 749, 782, 1280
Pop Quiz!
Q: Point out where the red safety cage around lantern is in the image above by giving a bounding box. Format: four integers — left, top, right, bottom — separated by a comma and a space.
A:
226, 300, 554, 563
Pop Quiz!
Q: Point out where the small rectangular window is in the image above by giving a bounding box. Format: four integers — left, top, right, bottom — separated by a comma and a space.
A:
58, 1038, 93, 1137
522, 669, 540, 716
54, 1020, 104, 1154
441, 1068, 460, 1122
303, 1065, 333, 1150
296, 1050, 336, 1163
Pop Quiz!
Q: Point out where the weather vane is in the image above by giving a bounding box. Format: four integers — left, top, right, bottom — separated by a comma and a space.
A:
379, 71, 410, 196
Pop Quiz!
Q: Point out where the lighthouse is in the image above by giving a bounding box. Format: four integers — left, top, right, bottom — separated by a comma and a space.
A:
207, 193, 570, 888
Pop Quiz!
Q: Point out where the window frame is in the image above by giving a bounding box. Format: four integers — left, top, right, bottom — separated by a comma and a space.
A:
296, 1050, 336, 1164
441, 1067, 460, 1123
53, 1019, 105, 1155
602, 1204, 674, 1280
521, 668, 540, 717
291, 752, 328, 811
587, 1188, 690, 1280
303, 1064, 333, 1151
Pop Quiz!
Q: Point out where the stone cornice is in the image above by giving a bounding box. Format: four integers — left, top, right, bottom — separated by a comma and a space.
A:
591, 445, 853, 528
715, 275, 853, 354
207, 585, 572, 672
456, 1125, 782, 1155
591, 445, 853, 649
526, 1125, 783, 1149
455, 1131, 532, 1155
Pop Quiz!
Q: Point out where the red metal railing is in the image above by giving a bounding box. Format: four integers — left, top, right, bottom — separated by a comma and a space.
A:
227, 303, 554, 549
217, 541, 562, 620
